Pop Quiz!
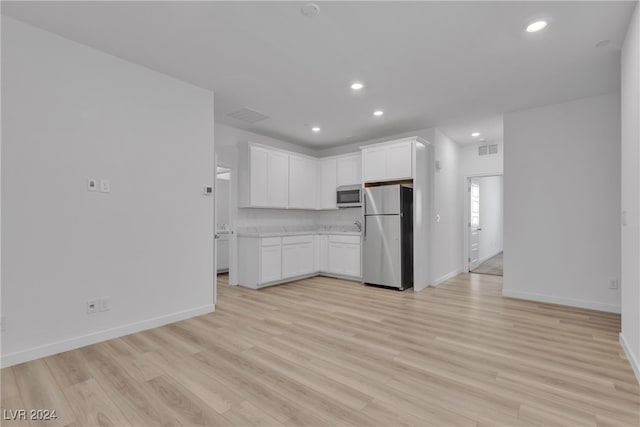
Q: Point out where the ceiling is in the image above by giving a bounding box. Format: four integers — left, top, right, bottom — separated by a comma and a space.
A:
2, 1, 634, 147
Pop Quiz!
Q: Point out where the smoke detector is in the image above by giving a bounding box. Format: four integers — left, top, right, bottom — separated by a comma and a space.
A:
301, 3, 320, 18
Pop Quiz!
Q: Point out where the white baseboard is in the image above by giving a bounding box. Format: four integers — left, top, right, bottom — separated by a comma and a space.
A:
431, 269, 463, 287
478, 250, 503, 264
502, 289, 620, 313
620, 333, 640, 384
0, 304, 215, 368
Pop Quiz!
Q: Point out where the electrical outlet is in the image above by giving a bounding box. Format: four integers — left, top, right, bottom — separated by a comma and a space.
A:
203, 185, 213, 196
99, 297, 110, 312
1, 316, 6, 332
87, 178, 98, 192
608, 279, 619, 289
100, 179, 111, 193
86, 300, 98, 314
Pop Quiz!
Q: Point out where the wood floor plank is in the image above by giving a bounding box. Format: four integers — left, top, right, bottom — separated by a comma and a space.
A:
1, 272, 638, 426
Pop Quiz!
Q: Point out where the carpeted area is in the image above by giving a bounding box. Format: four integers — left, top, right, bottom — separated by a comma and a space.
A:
472, 251, 503, 276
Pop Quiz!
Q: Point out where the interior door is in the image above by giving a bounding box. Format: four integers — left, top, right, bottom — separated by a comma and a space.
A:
469, 178, 481, 271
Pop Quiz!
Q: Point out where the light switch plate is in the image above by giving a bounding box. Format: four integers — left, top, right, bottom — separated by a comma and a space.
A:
99, 297, 110, 312
86, 300, 98, 314
203, 185, 213, 196
100, 179, 111, 193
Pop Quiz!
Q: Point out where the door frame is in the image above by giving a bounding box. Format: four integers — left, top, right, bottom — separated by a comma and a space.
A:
462, 173, 504, 273
215, 161, 236, 286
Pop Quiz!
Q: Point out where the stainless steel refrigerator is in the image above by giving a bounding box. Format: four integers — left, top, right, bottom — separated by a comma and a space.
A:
363, 184, 413, 290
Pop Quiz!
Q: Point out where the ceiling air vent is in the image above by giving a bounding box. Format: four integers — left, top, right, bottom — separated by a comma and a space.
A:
226, 108, 269, 124
478, 144, 499, 156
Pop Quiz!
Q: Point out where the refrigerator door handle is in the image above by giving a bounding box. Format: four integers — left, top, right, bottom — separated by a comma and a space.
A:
363, 217, 367, 240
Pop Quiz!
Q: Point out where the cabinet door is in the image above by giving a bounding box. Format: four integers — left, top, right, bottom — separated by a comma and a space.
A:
386, 142, 413, 180
289, 155, 317, 209
298, 242, 315, 275
328, 242, 344, 274
337, 154, 362, 186
362, 147, 387, 182
250, 145, 269, 206
268, 150, 289, 208
282, 244, 298, 279
319, 235, 329, 271
342, 243, 361, 277
260, 245, 282, 283
319, 158, 337, 209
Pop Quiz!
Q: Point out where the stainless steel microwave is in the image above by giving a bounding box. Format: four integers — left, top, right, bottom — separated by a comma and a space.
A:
336, 185, 363, 208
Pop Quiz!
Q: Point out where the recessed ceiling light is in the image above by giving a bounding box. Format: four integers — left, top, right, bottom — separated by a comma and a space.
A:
471, 132, 480, 137
373, 110, 384, 116
311, 126, 321, 132
526, 20, 548, 33
300, 3, 320, 18
350, 82, 364, 90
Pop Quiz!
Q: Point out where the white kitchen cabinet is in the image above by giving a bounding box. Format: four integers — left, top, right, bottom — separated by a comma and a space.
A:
216, 235, 229, 272
260, 238, 282, 283
289, 154, 318, 209
249, 145, 269, 207
362, 139, 413, 183
268, 150, 290, 208
327, 235, 361, 278
319, 158, 337, 209
238, 236, 283, 288
317, 235, 329, 271
336, 153, 362, 186
242, 143, 289, 208
282, 235, 315, 279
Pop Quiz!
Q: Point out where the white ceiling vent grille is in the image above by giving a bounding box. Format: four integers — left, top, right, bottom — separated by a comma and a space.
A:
226, 108, 269, 124
478, 144, 499, 156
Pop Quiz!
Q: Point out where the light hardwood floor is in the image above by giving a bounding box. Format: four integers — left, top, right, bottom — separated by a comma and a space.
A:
1, 273, 638, 426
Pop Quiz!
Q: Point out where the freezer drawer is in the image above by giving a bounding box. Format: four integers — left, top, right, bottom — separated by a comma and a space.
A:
363, 214, 401, 287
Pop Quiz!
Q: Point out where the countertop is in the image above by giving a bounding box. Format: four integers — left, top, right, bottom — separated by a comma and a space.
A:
237, 225, 361, 238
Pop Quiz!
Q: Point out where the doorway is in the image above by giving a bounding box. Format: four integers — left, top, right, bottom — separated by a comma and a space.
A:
215, 166, 232, 284
465, 175, 504, 276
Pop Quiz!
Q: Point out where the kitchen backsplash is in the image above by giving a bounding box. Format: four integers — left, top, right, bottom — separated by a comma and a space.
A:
236, 207, 363, 229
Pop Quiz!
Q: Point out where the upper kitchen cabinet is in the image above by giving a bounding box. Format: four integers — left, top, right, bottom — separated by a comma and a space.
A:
318, 157, 337, 209
239, 142, 364, 210
336, 153, 362, 187
361, 138, 414, 183
239, 143, 289, 208
289, 154, 318, 209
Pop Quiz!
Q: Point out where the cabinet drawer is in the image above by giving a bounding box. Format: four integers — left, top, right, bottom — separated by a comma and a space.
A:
282, 235, 314, 245
261, 237, 282, 247
328, 235, 361, 245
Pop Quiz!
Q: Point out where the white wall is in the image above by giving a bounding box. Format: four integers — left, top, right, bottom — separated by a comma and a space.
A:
431, 129, 464, 285
477, 176, 503, 261
503, 93, 621, 313
460, 141, 504, 177
216, 177, 230, 226
216, 122, 317, 157
620, 2, 640, 382
1, 17, 215, 367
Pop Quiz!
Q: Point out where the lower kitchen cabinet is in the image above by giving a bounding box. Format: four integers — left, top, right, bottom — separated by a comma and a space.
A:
282, 235, 315, 279
216, 235, 229, 272
238, 233, 361, 289
260, 238, 282, 283
238, 236, 282, 288
327, 235, 361, 278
